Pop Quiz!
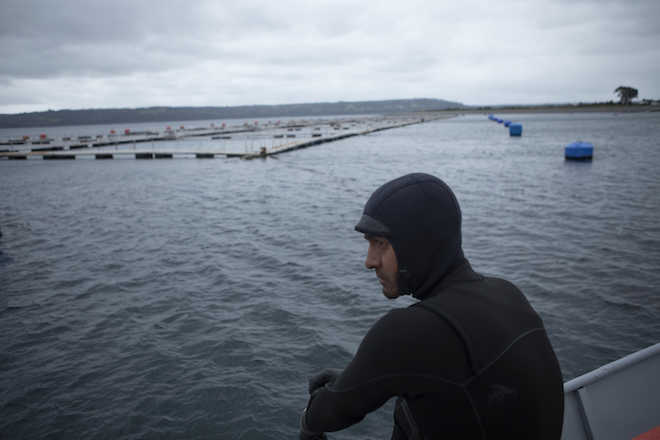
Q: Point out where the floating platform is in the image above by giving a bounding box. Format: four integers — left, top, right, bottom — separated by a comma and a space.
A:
509, 123, 523, 136
0, 115, 447, 162
565, 141, 594, 160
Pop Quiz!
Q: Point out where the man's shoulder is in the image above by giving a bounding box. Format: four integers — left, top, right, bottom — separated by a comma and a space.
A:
357, 306, 465, 363
367, 305, 455, 340
481, 273, 521, 288
382, 304, 434, 320
373, 306, 422, 327
430, 272, 525, 300
419, 274, 537, 323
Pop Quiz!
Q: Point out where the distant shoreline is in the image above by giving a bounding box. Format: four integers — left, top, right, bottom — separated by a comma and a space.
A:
0, 98, 461, 129
435, 103, 660, 115
1, 100, 658, 129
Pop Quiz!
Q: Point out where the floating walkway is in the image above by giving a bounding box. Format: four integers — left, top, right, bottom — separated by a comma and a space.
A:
240, 118, 428, 159
0, 116, 443, 161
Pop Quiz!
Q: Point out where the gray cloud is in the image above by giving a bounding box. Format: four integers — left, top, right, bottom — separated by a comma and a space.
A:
1, 0, 659, 113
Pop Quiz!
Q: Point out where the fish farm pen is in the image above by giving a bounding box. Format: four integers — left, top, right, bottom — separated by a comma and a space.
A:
0, 114, 448, 161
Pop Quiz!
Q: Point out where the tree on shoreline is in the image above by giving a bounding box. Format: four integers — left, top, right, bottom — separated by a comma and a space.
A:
614, 86, 638, 104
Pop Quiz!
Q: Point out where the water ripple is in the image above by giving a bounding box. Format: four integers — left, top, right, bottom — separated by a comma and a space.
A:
1, 113, 660, 439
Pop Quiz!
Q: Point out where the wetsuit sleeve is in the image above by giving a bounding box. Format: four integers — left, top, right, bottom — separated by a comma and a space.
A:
304, 307, 470, 433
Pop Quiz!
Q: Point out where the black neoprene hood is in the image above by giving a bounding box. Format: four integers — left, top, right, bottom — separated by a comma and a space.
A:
355, 173, 464, 299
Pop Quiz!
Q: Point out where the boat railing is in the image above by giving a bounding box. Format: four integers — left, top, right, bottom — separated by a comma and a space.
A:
561, 342, 660, 440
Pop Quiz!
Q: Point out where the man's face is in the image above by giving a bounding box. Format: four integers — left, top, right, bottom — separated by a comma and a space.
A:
364, 235, 399, 299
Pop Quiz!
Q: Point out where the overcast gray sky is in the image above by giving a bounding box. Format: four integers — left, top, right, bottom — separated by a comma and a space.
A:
1, 0, 658, 114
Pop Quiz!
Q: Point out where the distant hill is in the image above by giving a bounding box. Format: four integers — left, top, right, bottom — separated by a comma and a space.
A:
0, 98, 465, 129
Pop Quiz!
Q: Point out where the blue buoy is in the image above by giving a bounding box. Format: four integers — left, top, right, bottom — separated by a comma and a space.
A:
565, 141, 593, 160
488, 114, 495, 121
497, 119, 503, 123
504, 120, 511, 127
509, 123, 522, 136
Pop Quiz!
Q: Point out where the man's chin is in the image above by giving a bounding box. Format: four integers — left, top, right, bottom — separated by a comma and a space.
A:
382, 288, 400, 299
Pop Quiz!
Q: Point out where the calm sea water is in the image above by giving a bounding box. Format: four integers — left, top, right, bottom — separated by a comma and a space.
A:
1, 112, 659, 439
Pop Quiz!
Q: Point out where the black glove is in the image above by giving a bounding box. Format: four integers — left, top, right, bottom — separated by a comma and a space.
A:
300, 408, 328, 440
308, 369, 340, 395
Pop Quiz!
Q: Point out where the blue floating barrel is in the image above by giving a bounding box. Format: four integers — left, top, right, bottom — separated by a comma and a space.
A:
509, 123, 522, 136
565, 141, 593, 160
488, 114, 495, 121
504, 120, 511, 127
497, 118, 503, 123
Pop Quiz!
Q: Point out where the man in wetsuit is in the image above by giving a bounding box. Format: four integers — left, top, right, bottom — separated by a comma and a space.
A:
300, 173, 564, 439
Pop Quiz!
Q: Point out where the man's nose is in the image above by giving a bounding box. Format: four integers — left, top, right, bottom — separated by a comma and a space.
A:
365, 245, 379, 269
